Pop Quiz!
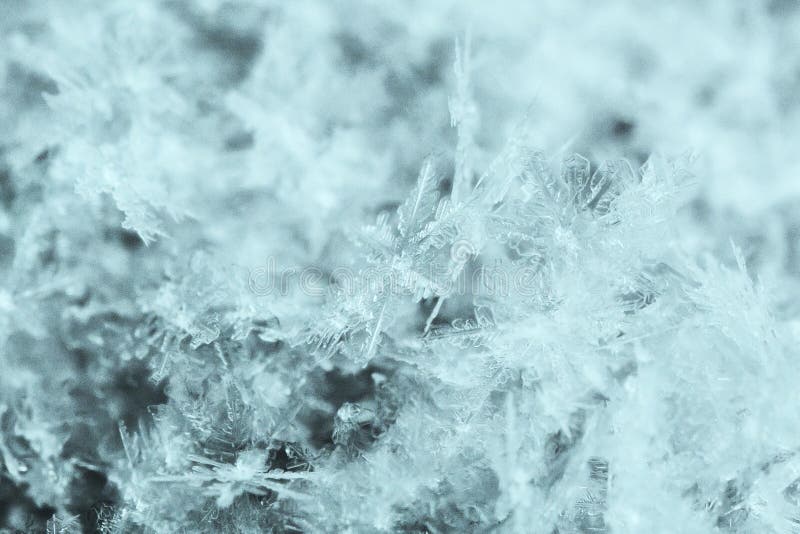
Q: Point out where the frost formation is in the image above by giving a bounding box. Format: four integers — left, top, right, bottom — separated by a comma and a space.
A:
1, 1, 800, 533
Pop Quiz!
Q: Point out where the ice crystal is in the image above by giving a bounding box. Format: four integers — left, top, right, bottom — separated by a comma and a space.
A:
1, 1, 800, 533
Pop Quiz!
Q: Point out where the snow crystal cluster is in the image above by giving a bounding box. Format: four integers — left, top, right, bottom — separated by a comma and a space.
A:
1, 1, 800, 533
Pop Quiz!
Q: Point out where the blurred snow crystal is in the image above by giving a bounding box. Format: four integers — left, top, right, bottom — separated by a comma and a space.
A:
1, 1, 800, 532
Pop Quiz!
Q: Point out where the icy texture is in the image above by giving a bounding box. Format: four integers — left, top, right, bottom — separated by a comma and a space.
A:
1, 1, 800, 533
